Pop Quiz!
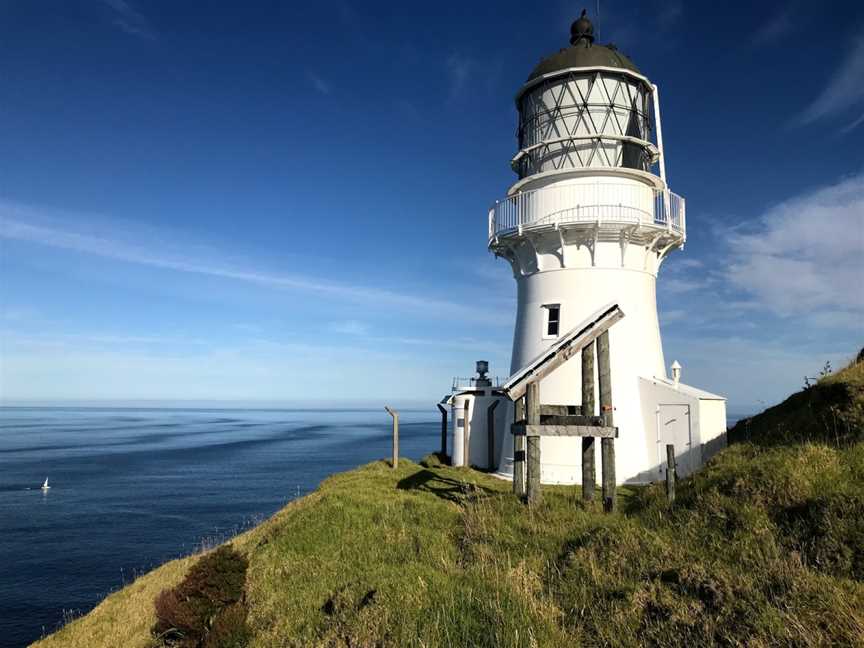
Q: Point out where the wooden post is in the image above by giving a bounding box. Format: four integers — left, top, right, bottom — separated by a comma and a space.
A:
601, 438, 615, 511
581, 342, 596, 502
463, 400, 470, 467
597, 331, 615, 512
513, 397, 526, 496
666, 444, 676, 503
526, 381, 541, 505
384, 406, 399, 469
487, 400, 500, 471
436, 403, 448, 458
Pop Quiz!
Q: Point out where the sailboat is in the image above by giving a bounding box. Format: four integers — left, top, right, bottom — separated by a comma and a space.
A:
41, 478, 50, 491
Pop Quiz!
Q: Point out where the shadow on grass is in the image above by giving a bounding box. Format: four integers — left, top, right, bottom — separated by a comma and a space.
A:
396, 469, 498, 504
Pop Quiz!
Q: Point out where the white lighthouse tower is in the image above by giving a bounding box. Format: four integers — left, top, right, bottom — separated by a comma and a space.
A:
486, 12, 727, 484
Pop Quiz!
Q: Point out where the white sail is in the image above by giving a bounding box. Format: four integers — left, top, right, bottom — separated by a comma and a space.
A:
41, 478, 50, 490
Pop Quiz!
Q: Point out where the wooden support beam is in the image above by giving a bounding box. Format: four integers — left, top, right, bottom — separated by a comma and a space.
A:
582, 342, 596, 502
501, 304, 624, 401
487, 400, 500, 471
539, 414, 605, 426
666, 444, 676, 503
597, 331, 615, 512
601, 438, 615, 512
525, 381, 541, 505
384, 406, 399, 469
512, 423, 617, 438
582, 341, 596, 418
436, 403, 448, 458
513, 397, 525, 497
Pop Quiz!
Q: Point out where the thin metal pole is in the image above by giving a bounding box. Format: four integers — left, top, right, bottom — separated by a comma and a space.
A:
652, 83, 667, 185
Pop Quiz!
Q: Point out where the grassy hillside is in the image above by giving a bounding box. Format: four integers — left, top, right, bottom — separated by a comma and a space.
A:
35, 361, 864, 647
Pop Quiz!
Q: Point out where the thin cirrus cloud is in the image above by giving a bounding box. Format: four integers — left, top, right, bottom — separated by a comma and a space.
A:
794, 33, 864, 130
752, 6, 795, 45
100, 0, 154, 39
445, 53, 474, 102
724, 171, 864, 326
307, 71, 332, 95
0, 204, 508, 324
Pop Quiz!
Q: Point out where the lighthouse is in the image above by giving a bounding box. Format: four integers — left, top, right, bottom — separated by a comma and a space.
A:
477, 12, 727, 484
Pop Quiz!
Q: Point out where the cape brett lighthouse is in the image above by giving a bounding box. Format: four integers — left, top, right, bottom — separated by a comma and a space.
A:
447, 13, 726, 484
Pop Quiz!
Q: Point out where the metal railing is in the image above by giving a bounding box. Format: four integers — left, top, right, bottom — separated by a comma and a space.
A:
488, 182, 685, 241
451, 376, 504, 392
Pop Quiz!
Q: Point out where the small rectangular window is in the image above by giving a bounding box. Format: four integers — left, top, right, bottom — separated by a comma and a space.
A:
545, 304, 560, 337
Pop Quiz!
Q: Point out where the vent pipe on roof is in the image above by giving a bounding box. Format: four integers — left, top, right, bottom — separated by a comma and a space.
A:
671, 360, 682, 389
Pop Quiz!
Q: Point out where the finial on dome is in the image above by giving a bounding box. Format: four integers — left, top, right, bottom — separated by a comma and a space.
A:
570, 9, 595, 46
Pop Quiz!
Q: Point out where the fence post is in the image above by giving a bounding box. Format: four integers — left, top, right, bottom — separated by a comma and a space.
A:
581, 341, 596, 502
513, 397, 526, 497
487, 400, 500, 471
597, 331, 616, 512
436, 403, 448, 458
384, 406, 399, 469
526, 381, 541, 505
666, 444, 676, 503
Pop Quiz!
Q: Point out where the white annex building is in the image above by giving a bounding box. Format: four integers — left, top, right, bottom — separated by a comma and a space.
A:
444, 12, 726, 485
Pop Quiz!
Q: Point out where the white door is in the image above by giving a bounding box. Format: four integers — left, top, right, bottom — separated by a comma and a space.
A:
657, 404, 692, 477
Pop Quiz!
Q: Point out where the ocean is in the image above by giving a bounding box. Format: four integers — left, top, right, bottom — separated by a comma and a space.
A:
0, 407, 439, 648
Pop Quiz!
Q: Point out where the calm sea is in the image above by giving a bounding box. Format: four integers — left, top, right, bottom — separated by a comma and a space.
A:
0, 407, 439, 648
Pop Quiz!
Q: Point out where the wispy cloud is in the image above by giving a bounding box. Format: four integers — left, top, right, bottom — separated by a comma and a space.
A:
662, 278, 704, 294
0, 202, 508, 324
329, 320, 369, 336
445, 53, 474, 103
100, 0, 154, 39
724, 172, 864, 326
656, 0, 683, 31
307, 71, 332, 95
752, 6, 795, 45
795, 33, 864, 130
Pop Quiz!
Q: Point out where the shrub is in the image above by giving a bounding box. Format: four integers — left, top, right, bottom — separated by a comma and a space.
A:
152, 545, 250, 648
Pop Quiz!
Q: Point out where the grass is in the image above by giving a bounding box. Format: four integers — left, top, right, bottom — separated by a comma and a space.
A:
34, 360, 864, 647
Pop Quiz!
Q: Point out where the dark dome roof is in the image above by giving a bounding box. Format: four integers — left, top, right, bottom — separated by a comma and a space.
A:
527, 42, 640, 81
526, 12, 640, 82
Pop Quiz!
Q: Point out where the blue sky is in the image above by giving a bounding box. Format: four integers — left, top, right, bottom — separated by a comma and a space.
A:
0, 0, 862, 412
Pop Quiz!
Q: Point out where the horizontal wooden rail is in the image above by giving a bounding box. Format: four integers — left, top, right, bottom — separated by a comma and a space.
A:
539, 414, 605, 426
512, 423, 618, 438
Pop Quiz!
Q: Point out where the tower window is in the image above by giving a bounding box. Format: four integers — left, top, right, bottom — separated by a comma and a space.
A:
544, 304, 560, 338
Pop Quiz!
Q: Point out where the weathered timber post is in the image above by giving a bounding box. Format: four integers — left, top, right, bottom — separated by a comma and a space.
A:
436, 403, 448, 457
463, 400, 470, 467
526, 381, 542, 505
487, 400, 500, 471
597, 331, 616, 512
513, 397, 526, 496
384, 406, 399, 469
666, 444, 676, 503
581, 341, 596, 502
